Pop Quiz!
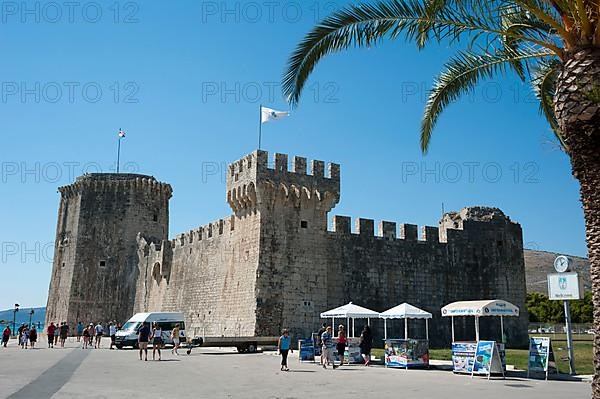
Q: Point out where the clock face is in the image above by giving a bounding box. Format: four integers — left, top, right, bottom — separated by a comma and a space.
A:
554, 255, 570, 273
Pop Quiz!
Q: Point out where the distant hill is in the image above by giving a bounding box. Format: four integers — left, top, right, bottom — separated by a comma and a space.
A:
0, 307, 45, 326
524, 249, 590, 295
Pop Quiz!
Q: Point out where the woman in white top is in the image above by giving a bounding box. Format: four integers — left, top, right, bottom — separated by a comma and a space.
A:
151, 323, 163, 361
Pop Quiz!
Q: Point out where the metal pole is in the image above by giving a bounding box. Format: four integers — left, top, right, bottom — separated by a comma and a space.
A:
12, 311, 16, 337
451, 316, 455, 342
564, 301, 576, 375
404, 317, 408, 339
500, 315, 504, 343
475, 317, 480, 341
258, 104, 262, 149
426, 319, 429, 340
384, 319, 387, 340
116, 137, 121, 173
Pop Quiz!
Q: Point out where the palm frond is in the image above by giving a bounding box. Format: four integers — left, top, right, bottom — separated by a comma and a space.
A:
531, 59, 567, 150
282, 0, 562, 107
420, 47, 555, 152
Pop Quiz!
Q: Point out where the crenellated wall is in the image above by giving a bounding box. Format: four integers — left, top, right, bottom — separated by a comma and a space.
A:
50, 150, 528, 348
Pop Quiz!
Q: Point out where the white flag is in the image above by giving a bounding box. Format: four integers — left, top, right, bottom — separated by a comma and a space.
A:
261, 106, 290, 124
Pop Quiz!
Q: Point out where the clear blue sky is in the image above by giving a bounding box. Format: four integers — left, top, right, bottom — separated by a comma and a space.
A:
0, 0, 586, 311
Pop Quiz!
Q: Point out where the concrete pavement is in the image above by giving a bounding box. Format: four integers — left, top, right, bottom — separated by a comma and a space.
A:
0, 338, 591, 399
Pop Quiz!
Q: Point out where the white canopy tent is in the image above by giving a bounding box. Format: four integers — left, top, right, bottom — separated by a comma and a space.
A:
379, 303, 433, 340
441, 299, 520, 342
320, 302, 380, 337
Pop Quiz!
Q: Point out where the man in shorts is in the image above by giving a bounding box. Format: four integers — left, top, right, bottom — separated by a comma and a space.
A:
94, 322, 103, 349
109, 322, 117, 350
321, 326, 337, 369
138, 322, 150, 361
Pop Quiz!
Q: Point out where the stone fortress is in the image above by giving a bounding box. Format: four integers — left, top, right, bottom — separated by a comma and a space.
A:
46, 150, 529, 347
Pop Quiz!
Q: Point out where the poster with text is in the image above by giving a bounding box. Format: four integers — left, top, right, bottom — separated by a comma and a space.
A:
452, 342, 477, 373
473, 341, 495, 375
528, 337, 550, 372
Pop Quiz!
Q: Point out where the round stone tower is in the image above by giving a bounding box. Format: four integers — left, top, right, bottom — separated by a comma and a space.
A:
45, 173, 172, 327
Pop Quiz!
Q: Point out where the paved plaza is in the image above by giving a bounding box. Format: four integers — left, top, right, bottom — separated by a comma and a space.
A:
0, 338, 591, 399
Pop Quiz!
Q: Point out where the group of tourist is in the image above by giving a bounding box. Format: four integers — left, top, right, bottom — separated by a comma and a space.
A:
136, 322, 182, 361
1, 324, 40, 349
75, 321, 119, 349
276, 323, 373, 371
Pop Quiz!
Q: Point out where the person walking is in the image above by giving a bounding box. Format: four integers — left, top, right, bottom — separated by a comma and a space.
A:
76, 321, 84, 342
138, 322, 150, 361
109, 322, 117, 350
29, 325, 38, 349
94, 322, 103, 349
316, 323, 327, 365
47, 322, 56, 348
20, 325, 29, 349
151, 323, 163, 361
359, 325, 373, 366
53, 322, 60, 346
336, 325, 347, 368
321, 326, 336, 369
171, 323, 181, 356
2, 326, 11, 348
278, 329, 293, 371
60, 322, 69, 348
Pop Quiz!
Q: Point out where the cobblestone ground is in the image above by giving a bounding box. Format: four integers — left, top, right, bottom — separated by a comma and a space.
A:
0, 338, 591, 399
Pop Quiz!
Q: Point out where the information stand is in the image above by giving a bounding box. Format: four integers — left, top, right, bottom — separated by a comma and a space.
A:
331, 337, 362, 364
385, 339, 429, 369
527, 337, 559, 380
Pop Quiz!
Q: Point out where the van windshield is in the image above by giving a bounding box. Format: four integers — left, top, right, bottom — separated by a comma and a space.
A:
121, 322, 142, 332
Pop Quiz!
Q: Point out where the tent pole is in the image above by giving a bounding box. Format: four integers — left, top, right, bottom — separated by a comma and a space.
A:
404, 317, 408, 339
384, 319, 387, 340
500, 315, 504, 343
426, 319, 429, 340
352, 318, 354, 338
451, 316, 455, 342
475, 316, 480, 342
332, 317, 335, 337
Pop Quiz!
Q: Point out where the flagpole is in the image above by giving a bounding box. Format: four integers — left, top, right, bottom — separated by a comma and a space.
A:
116, 135, 122, 173
258, 104, 262, 150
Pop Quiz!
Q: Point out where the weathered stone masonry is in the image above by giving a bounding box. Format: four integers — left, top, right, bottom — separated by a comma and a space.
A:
46, 150, 529, 347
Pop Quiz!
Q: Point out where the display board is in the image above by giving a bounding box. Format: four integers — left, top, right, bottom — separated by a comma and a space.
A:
331, 337, 362, 364
385, 339, 429, 368
528, 337, 558, 379
311, 333, 322, 358
298, 339, 314, 361
472, 341, 504, 378
547, 273, 583, 300
452, 342, 477, 373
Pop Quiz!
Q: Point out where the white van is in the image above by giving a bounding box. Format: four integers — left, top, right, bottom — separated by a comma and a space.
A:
115, 312, 186, 349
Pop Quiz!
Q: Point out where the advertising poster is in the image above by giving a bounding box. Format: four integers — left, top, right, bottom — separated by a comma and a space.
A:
452, 342, 477, 373
331, 337, 362, 364
311, 333, 322, 357
298, 339, 314, 361
472, 341, 495, 375
385, 339, 430, 368
528, 337, 551, 373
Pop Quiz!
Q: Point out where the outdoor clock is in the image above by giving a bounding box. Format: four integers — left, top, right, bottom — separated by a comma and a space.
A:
553, 255, 570, 273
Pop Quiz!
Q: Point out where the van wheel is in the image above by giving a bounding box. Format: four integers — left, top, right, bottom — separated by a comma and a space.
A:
247, 344, 257, 353
132, 342, 139, 349
237, 346, 246, 353
116, 344, 123, 349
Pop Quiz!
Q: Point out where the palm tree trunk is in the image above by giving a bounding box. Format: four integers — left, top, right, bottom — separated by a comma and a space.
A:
555, 48, 600, 395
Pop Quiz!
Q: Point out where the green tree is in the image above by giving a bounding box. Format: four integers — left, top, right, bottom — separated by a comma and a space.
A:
283, 1, 600, 393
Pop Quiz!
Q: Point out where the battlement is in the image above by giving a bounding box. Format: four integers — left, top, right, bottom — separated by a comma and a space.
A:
329, 207, 520, 245
58, 173, 172, 199
169, 216, 236, 249
227, 150, 340, 215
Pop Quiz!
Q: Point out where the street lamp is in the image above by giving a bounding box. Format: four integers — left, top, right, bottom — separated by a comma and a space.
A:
12, 304, 19, 337
29, 309, 34, 328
